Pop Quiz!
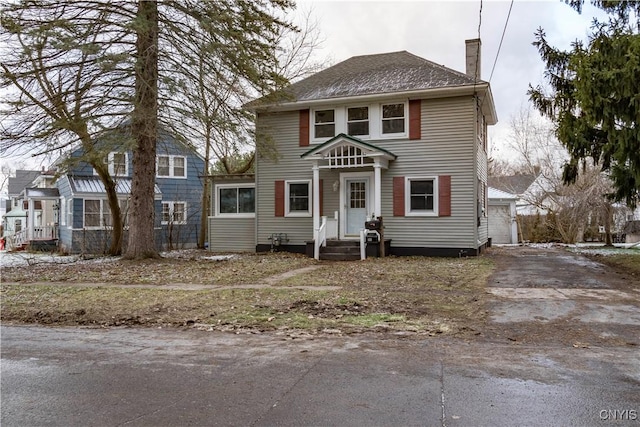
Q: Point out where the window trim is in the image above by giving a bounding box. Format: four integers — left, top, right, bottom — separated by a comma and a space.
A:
215, 184, 256, 218
380, 101, 408, 139
82, 198, 129, 229
309, 102, 409, 143
312, 108, 337, 142
405, 176, 439, 217
156, 155, 187, 179
346, 106, 370, 138
161, 201, 188, 225
285, 180, 312, 217
94, 152, 129, 177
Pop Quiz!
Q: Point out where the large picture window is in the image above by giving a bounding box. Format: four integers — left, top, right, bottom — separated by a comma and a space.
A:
286, 180, 311, 216
84, 199, 128, 228
217, 185, 255, 216
405, 177, 438, 216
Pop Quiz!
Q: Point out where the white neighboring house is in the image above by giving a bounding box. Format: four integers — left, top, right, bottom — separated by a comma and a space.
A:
488, 187, 518, 244
489, 172, 552, 216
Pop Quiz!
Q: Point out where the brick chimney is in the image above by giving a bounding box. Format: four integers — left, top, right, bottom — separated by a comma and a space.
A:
465, 38, 481, 82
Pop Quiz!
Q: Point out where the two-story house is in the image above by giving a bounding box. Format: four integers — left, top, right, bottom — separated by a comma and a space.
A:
4, 127, 205, 254
208, 39, 497, 259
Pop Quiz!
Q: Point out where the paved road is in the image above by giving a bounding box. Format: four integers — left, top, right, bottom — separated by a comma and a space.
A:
2, 247, 640, 426
2, 326, 639, 427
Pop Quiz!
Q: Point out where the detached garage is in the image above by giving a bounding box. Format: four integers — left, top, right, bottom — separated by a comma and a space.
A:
488, 187, 518, 244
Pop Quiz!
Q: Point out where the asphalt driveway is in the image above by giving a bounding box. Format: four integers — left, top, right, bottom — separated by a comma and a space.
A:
484, 245, 640, 347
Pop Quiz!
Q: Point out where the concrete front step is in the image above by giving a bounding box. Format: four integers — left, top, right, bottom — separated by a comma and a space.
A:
319, 253, 361, 261
319, 240, 361, 261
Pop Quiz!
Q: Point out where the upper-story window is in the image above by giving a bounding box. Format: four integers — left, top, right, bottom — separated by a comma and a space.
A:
311, 102, 408, 142
105, 152, 128, 176
157, 155, 186, 178
314, 110, 335, 138
347, 107, 369, 136
381, 103, 406, 135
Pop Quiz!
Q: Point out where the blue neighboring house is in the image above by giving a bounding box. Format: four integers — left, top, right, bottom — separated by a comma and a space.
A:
52, 127, 205, 254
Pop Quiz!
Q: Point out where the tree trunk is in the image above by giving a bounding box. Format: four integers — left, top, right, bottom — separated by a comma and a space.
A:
124, 0, 159, 259
198, 131, 211, 249
604, 202, 613, 246
94, 163, 123, 255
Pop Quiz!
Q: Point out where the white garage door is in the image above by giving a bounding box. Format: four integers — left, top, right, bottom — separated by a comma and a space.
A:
488, 205, 513, 244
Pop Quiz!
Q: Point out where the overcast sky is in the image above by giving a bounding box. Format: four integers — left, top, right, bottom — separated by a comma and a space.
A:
2, 0, 605, 173
294, 0, 606, 160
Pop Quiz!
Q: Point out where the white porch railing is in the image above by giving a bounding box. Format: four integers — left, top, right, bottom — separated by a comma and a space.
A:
5, 226, 58, 250
360, 229, 366, 260
314, 216, 328, 260
32, 226, 59, 240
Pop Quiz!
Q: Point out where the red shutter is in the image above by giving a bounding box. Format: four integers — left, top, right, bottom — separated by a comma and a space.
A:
439, 175, 451, 217
319, 179, 323, 217
275, 180, 285, 217
409, 100, 421, 140
299, 109, 310, 147
393, 176, 405, 216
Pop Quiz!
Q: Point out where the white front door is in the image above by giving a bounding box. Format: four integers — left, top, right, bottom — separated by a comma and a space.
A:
345, 177, 369, 236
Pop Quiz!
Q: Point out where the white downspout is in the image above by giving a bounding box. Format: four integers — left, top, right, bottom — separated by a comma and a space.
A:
27, 196, 34, 241
373, 161, 382, 218
312, 161, 320, 242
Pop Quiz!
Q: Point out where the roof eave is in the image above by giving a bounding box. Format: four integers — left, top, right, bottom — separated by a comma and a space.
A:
247, 84, 493, 113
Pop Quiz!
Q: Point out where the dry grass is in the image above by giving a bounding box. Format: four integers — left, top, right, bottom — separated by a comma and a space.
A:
1, 251, 493, 337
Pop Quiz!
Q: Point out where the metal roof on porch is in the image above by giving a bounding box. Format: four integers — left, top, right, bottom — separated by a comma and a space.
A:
68, 175, 162, 198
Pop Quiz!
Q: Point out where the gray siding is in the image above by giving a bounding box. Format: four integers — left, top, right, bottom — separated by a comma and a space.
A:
256, 96, 481, 250
257, 111, 315, 246
380, 96, 477, 249
209, 217, 255, 252
208, 177, 256, 252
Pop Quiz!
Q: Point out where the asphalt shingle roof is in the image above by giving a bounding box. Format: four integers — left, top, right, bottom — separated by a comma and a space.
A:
488, 174, 538, 196
248, 50, 482, 108
8, 170, 40, 196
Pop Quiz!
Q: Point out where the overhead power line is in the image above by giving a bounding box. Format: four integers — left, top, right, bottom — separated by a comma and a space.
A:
489, 0, 514, 82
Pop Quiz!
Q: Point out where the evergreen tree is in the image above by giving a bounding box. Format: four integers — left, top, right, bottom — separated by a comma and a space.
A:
528, 0, 640, 209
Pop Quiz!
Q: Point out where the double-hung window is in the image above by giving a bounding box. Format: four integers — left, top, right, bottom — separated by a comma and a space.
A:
286, 181, 311, 216
314, 110, 335, 139
162, 201, 187, 224
217, 185, 255, 216
381, 103, 406, 135
405, 177, 438, 216
347, 107, 369, 136
99, 152, 128, 177
157, 155, 187, 178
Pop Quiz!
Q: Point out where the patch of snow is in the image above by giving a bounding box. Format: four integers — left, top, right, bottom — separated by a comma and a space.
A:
568, 243, 640, 256
0, 251, 80, 268
202, 255, 236, 261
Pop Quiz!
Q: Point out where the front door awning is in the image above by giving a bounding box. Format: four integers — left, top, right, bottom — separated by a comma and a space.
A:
301, 133, 397, 169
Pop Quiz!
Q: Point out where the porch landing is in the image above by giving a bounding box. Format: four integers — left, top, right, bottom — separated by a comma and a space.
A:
305, 239, 392, 261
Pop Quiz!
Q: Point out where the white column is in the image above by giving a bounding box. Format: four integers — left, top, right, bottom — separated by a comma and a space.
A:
27, 197, 35, 241
312, 162, 320, 241
373, 161, 382, 218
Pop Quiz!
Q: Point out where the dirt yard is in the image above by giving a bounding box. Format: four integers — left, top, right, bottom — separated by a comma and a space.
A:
2, 246, 638, 346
